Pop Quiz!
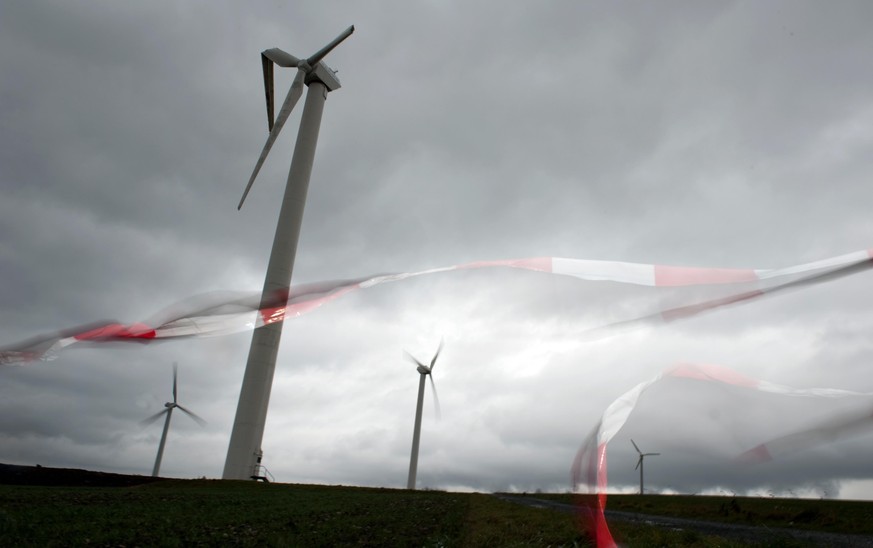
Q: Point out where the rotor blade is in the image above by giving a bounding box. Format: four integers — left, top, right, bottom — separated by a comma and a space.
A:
403, 350, 426, 369
429, 337, 444, 371
305, 25, 355, 67
172, 362, 178, 404
176, 405, 207, 427
262, 48, 300, 68
238, 69, 305, 210
634, 456, 642, 470
139, 409, 169, 428
645, 453, 661, 457
261, 53, 275, 132
428, 375, 441, 420
631, 439, 641, 454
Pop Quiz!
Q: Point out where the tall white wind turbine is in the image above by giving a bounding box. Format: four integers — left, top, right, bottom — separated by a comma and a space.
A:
224, 26, 354, 480
631, 439, 660, 495
404, 339, 443, 490
141, 363, 206, 477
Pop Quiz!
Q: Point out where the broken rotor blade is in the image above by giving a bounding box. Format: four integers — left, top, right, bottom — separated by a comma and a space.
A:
261, 53, 275, 131
305, 25, 355, 68
176, 405, 207, 427
428, 374, 441, 420
238, 69, 305, 210
262, 48, 300, 68
140, 409, 169, 428
261, 48, 300, 130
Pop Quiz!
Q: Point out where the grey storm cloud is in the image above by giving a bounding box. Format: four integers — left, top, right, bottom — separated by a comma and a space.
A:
2, 0, 873, 498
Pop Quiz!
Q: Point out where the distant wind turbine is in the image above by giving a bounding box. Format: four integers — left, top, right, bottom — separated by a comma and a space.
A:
404, 339, 443, 490
631, 439, 659, 495
141, 363, 206, 477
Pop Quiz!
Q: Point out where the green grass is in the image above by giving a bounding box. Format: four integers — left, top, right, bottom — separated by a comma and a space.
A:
2, 479, 870, 546
0, 480, 589, 547
518, 492, 873, 536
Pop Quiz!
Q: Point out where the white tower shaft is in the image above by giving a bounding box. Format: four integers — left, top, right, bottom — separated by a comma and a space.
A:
407, 373, 427, 489
639, 458, 644, 495
152, 408, 173, 477
223, 81, 328, 480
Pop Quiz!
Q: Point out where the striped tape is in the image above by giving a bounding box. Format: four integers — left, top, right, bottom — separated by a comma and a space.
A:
1, 249, 870, 364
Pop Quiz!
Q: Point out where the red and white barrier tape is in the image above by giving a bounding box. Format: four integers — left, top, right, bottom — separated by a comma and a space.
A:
571, 362, 873, 547
1, 249, 870, 365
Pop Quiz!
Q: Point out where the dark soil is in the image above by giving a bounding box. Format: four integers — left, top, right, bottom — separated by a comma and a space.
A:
0, 463, 166, 488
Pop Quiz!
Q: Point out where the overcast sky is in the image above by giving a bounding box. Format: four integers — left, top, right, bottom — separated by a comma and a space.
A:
2, 1, 873, 498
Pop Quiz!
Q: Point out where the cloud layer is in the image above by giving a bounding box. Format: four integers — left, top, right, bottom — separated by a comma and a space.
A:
2, 1, 872, 497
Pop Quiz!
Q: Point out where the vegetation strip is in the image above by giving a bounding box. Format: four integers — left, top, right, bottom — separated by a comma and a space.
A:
4, 465, 873, 547
497, 494, 873, 547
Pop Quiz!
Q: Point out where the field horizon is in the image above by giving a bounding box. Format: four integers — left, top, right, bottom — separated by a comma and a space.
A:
4, 462, 873, 546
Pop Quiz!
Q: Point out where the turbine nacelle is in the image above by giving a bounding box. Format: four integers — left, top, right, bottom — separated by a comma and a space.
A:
406, 338, 443, 373
238, 25, 354, 210
634, 455, 658, 470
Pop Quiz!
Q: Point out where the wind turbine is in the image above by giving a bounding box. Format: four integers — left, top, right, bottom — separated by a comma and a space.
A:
223, 25, 354, 481
631, 439, 660, 495
404, 339, 443, 490
141, 363, 206, 477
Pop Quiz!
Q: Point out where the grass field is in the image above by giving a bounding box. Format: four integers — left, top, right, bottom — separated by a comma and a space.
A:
526, 492, 873, 536
0, 480, 587, 547
2, 472, 871, 547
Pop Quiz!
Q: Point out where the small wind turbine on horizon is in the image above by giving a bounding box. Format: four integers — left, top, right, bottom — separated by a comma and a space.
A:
404, 339, 443, 490
141, 363, 206, 477
631, 439, 659, 495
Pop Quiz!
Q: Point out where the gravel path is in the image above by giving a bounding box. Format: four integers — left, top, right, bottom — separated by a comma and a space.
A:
492, 494, 873, 547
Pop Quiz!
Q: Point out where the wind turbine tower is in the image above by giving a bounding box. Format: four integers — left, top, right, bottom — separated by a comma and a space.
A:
224, 26, 354, 480
141, 363, 206, 477
405, 339, 443, 490
631, 439, 660, 495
